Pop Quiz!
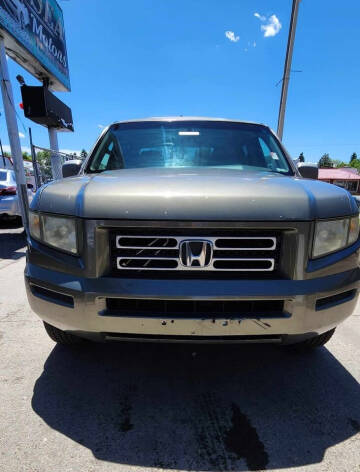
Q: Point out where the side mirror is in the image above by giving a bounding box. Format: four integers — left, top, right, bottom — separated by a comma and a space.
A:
62, 160, 82, 178
297, 164, 319, 180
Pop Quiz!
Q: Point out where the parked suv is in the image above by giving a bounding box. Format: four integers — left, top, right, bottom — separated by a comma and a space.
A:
25, 118, 360, 349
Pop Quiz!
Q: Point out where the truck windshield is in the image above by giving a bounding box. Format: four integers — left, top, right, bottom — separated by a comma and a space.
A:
87, 121, 292, 175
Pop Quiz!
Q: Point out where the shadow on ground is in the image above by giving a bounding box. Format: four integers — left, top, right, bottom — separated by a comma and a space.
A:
32, 342, 360, 471
0, 218, 26, 260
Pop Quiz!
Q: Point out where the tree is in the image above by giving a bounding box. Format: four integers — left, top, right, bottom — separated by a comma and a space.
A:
298, 152, 305, 162
349, 152, 360, 169
350, 159, 360, 170
80, 148, 88, 160
36, 150, 52, 182
332, 160, 347, 168
318, 153, 333, 168
22, 151, 32, 162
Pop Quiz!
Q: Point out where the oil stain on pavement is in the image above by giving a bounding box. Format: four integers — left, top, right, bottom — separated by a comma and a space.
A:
225, 403, 268, 471
118, 394, 134, 432
193, 393, 268, 471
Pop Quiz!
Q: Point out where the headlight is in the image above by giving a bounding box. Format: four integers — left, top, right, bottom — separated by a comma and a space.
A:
313, 216, 359, 258
29, 211, 41, 240
348, 216, 360, 245
29, 212, 78, 254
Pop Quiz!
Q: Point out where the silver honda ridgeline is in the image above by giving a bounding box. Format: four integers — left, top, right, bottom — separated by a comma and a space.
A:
25, 118, 360, 349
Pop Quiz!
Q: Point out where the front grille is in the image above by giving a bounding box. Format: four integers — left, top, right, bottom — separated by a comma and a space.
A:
105, 298, 286, 318
109, 228, 281, 278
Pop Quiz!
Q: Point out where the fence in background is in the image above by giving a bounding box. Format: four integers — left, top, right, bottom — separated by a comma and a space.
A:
31, 145, 84, 188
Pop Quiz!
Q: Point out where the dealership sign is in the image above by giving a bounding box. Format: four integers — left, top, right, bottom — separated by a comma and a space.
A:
0, 0, 70, 91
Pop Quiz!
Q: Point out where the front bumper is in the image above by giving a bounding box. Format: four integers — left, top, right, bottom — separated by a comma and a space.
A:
25, 262, 360, 344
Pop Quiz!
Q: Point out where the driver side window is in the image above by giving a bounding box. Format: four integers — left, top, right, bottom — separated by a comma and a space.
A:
98, 141, 114, 170
90, 134, 124, 171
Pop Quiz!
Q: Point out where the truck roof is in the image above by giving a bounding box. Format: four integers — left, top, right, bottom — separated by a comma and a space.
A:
112, 116, 267, 126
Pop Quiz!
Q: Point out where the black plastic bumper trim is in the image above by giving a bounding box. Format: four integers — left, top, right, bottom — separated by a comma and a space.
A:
315, 289, 357, 311
30, 284, 74, 308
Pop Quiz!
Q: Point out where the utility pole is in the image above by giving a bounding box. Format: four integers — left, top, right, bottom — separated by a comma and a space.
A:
48, 126, 62, 179
0, 136, 6, 168
0, 111, 7, 168
43, 78, 62, 180
277, 0, 301, 141
29, 127, 42, 188
0, 36, 29, 230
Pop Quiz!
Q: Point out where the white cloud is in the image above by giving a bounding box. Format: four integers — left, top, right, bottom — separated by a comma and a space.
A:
261, 15, 282, 37
19, 132, 25, 139
254, 12, 266, 21
1, 144, 31, 153
254, 13, 282, 38
225, 30, 240, 43
60, 149, 82, 156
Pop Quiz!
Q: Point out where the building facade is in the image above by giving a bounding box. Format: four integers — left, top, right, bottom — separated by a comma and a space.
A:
318, 167, 360, 195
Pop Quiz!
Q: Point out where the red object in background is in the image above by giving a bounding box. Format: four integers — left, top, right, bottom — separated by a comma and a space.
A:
19, 103, 24, 110
0, 186, 17, 195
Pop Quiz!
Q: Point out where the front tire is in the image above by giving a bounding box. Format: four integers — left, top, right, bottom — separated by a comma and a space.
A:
43, 322, 83, 345
289, 328, 336, 351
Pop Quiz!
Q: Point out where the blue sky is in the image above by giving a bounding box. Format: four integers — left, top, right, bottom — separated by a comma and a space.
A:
2, 0, 360, 163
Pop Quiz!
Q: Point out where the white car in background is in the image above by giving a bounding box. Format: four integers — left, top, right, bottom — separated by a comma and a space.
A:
0, 169, 33, 221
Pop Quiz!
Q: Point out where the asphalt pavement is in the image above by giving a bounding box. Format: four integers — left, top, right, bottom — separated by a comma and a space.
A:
0, 222, 359, 472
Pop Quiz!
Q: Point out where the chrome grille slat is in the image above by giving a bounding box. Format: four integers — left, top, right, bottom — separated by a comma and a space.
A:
117, 257, 274, 271
116, 235, 276, 251
118, 257, 180, 261
114, 234, 278, 272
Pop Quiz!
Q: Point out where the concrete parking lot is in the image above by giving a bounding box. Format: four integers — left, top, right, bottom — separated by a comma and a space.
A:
0, 223, 359, 472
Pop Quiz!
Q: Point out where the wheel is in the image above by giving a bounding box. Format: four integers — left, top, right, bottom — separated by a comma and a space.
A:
43, 322, 83, 345
289, 328, 336, 351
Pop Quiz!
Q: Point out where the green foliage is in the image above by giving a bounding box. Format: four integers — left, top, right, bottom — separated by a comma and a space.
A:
350, 159, 360, 169
80, 149, 88, 160
298, 152, 305, 162
318, 153, 333, 168
1, 151, 31, 162
22, 152, 32, 162
332, 160, 347, 168
349, 152, 360, 169
36, 150, 52, 182
350, 152, 358, 162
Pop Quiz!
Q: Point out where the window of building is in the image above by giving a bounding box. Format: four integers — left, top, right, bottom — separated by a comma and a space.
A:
347, 181, 358, 193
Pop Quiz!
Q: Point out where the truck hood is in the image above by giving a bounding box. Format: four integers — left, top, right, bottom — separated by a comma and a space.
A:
33, 168, 357, 220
